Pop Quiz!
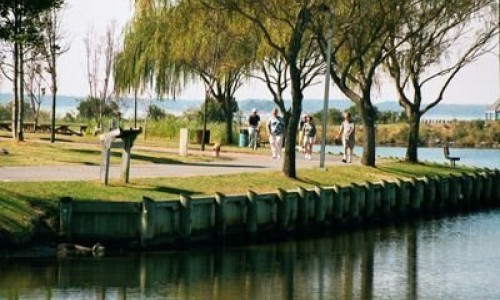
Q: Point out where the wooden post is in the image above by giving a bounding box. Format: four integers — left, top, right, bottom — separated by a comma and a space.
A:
422, 176, 435, 212
121, 136, 132, 183
460, 173, 473, 210
349, 184, 361, 220
410, 179, 423, 214
364, 182, 375, 218
333, 186, 344, 222
277, 189, 291, 232
297, 187, 312, 228
215, 192, 226, 238
120, 130, 140, 184
449, 175, 461, 210
314, 186, 327, 224
180, 194, 192, 239
380, 181, 395, 217
179, 128, 189, 157
59, 197, 73, 242
246, 191, 258, 235
494, 170, 500, 205
480, 172, 492, 207
471, 173, 482, 209
395, 179, 410, 216
100, 141, 112, 185
141, 196, 156, 247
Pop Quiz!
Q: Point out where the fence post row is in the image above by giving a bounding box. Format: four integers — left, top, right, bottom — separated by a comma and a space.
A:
59, 171, 500, 247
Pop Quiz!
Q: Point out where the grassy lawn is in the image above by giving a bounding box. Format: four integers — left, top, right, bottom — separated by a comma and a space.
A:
0, 139, 226, 167
0, 161, 475, 242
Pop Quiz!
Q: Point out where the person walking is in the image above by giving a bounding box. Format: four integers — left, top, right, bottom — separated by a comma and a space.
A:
337, 112, 355, 163
298, 114, 306, 153
247, 108, 261, 150
267, 108, 285, 159
302, 115, 316, 160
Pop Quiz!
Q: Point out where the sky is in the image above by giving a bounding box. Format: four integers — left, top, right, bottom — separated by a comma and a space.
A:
1, 0, 499, 105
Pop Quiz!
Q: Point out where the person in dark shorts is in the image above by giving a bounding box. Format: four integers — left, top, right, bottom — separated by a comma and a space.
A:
248, 108, 261, 150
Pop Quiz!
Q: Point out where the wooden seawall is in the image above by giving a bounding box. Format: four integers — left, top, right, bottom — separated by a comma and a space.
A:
59, 170, 500, 248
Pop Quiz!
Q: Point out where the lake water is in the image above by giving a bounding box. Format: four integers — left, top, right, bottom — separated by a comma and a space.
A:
1, 209, 499, 299
314, 145, 500, 169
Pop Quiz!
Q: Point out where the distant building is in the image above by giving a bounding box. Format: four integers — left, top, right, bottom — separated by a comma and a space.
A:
485, 99, 500, 121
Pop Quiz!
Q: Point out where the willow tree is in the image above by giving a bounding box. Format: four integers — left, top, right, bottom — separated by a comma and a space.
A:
168, 0, 255, 145
385, 0, 499, 163
115, 0, 190, 127
205, 0, 329, 178
116, 0, 253, 145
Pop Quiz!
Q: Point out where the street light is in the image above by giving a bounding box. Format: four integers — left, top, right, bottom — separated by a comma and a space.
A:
320, 7, 333, 169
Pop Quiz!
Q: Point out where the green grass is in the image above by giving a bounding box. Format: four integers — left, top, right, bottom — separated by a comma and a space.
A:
0, 161, 475, 244
0, 139, 226, 167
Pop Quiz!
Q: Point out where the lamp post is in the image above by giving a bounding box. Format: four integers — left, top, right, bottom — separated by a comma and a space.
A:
320, 9, 333, 169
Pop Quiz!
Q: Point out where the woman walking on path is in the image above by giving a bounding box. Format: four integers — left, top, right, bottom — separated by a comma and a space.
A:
338, 112, 355, 163
302, 115, 316, 160
267, 108, 285, 159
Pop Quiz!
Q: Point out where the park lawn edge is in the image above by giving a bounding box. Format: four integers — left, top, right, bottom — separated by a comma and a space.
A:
0, 161, 476, 247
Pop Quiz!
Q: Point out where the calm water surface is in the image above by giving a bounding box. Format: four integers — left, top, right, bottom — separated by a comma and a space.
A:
1, 209, 499, 299
316, 145, 500, 169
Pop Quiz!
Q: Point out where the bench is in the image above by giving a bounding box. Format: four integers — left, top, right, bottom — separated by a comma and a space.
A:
443, 146, 460, 168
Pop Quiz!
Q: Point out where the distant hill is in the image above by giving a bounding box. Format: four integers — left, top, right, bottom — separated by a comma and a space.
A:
0, 93, 488, 120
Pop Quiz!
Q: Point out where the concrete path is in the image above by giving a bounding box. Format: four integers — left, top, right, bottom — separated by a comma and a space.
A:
0, 147, 354, 182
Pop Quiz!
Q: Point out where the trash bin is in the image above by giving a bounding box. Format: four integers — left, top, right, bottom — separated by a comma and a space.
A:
195, 129, 210, 144
239, 128, 249, 147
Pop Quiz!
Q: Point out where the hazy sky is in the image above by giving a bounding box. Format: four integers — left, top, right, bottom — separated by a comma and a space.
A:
1, 0, 499, 105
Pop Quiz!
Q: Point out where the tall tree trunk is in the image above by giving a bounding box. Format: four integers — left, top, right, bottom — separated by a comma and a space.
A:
283, 65, 302, 178
18, 43, 24, 141
222, 96, 234, 145
405, 111, 421, 163
358, 101, 376, 167
12, 45, 19, 140
224, 111, 233, 145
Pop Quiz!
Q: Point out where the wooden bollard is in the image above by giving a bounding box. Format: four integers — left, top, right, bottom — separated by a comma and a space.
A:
493, 170, 500, 205
215, 193, 227, 238
140, 197, 156, 247
246, 191, 258, 235
179, 194, 192, 239
333, 186, 349, 222
422, 176, 436, 212
470, 173, 482, 209
410, 179, 423, 214
364, 182, 376, 218
448, 175, 461, 209
434, 176, 449, 211
298, 187, 314, 227
395, 179, 411, 216
479, 172, 492, 207
349, 184, 362, 220
59, 197, 73, 242
460, 173, 473, 210
277, 189, 295, 232
314, 187, 327, 224
380, 181, 396, 216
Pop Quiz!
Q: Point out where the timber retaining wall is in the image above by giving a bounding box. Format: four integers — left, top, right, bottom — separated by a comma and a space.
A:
59, 170, 500, 248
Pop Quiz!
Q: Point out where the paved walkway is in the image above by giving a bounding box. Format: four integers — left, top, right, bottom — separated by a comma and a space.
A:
0, 146, 354, 182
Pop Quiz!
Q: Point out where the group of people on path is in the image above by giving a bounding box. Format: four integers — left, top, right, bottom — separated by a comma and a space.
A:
247, 108, 355, 163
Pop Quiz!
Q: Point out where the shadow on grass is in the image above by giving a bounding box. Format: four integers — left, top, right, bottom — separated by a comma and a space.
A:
149, 185, 199, 198
378, 162, 460, 178
39, 137, 75, 143
295, 177, 322, 186
68, 148, 186, 165
0, 188, 58, 242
